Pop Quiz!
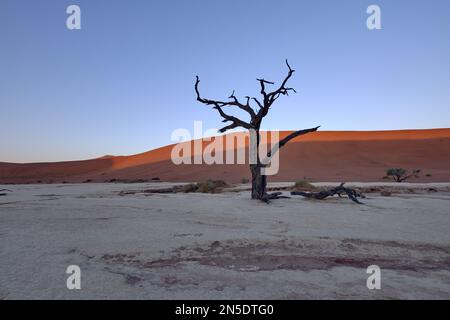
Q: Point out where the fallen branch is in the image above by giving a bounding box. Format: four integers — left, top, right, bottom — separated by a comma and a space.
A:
0, 189, 12, 196
261, 192, 291, 204
291, 183, 365, 204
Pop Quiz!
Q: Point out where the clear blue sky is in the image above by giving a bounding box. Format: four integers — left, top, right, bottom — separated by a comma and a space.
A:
1, 0, 449, 163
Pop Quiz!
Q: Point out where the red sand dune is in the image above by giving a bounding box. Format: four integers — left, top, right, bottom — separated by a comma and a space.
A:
1, 129, 450, 184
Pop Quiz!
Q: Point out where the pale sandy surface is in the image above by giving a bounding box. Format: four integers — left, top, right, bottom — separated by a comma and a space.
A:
0, 182, 449, 299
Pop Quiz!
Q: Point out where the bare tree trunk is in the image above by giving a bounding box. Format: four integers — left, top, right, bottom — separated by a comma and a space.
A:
250, 129, 267, 200
250, 163, 266, 199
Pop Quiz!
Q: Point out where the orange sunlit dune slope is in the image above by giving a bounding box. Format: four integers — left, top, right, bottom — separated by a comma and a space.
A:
1, 129, 449, 184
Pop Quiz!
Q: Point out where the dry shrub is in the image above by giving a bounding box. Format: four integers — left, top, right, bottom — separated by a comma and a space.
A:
173, 180, 229, 194
293, 179, 317, 191
196, 179, 228, 193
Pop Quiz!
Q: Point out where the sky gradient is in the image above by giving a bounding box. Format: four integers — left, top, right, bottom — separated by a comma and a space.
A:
1, 0, 450, 163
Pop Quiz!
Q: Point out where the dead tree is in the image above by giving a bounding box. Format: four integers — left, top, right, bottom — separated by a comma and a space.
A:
291, 183, 365, 204
195, 60, 319, 201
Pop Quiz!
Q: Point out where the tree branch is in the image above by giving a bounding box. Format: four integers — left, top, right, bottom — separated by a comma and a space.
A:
195, 61, 311, 137
278, 126, 320, 149
228, 91, 257, 120
255, 60, 296, 125
266, 126, 320, 158
291, 183, 365, 204
195, 76, 254, 132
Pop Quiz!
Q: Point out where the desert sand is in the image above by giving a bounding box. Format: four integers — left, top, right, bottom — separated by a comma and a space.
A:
0, 182, 449, 299
1, 129, 450, 184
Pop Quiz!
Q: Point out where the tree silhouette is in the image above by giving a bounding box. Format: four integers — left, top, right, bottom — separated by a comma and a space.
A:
195, 60, 319, 202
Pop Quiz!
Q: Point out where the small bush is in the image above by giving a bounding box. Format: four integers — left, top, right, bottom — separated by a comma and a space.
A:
293, 179, 317, 191
241, 178, 250, 184
196, 179, 228, 193
385, 168, 420, 182
426, 173, 432, 177
179, 183, 198, 193
170, 180, 229, 194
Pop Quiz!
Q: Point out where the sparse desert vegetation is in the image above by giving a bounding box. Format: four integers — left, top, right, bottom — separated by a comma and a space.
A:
195, 179, 229, 193
293, 179, 317, 191
385, 168, 421, 182
134, 179, 230, 194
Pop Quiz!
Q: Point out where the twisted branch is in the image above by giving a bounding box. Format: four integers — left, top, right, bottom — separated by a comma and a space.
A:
195, 76, 254, 132
291, 183, 365, 204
